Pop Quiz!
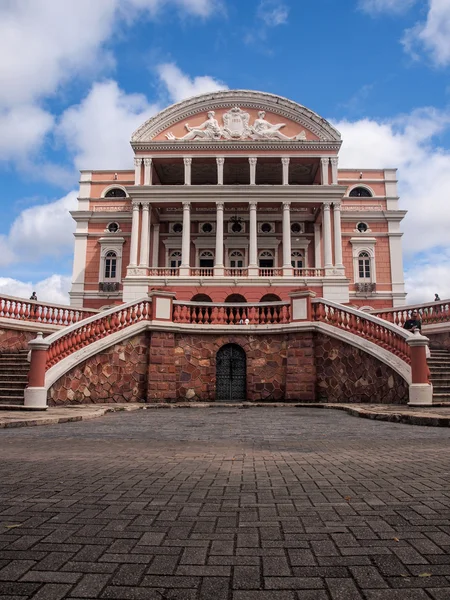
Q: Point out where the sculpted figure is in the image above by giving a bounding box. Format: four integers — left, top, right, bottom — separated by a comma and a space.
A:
166, 111, 223, 141
251, 111, 307, 141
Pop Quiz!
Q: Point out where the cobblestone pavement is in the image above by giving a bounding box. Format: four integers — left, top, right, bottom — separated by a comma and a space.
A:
1, 408, 450, 599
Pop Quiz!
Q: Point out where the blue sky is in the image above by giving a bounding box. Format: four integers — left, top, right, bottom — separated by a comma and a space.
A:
1, 0, 449, 303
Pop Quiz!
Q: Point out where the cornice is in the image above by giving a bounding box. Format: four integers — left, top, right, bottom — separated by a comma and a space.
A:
132, 141, 342, 152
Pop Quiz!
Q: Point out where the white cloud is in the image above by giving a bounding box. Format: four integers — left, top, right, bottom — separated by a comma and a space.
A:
0, 191, 78, 267
257, 0, 289, 26
157, 63, 228, 104
0, 105, 54, 162
403, 0, 450, 66
404, 252, 450, 304
57, 81, 159, 170
0, 275, 72, 305
358, 0, 416, 15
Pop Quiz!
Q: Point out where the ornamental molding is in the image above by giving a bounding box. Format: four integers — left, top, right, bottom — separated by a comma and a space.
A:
131, 90, 341, 143
132, 141, 342, 152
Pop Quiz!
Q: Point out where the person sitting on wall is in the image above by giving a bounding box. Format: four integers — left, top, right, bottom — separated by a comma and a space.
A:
435, 293, 441, 302
403, 310, 422, 333
29, 291, 37, 301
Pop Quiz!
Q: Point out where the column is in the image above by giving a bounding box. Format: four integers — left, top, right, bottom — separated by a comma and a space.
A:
139, 203, 151, 268
180, 201, 191, 275
323, 202, 333, 269
330, 157, 339, 185
128, 203, 140, 268
216, 157, 224, 185
144, 158, 153, 186
314, 222, 322, 269
214, 201, 224, 276
248, 201, 258, 276
134, 158, 142, 185
281, 157, 290, 185
249, 157, 257, 185
320, 157, 330, 186
333, 202, 344, 270
151, 224, 160, 268
184, 157, 192, 185
282, 201, 293, 275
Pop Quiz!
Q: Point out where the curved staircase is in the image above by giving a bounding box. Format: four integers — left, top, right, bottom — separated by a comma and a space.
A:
0, 351, 28, 407
429, 348, 450, 403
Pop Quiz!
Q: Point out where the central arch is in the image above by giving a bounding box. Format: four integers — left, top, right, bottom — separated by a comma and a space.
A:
216, 344, 246, 402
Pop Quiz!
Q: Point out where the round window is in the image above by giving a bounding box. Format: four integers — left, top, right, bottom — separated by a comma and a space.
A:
357, 222, 368, 232
202, 223, 213, 233
173, 223, 183, 233
231, 222, 243, 233
261, 223, 272, 233
107, 222, 119, 233
291, 223, 302, 234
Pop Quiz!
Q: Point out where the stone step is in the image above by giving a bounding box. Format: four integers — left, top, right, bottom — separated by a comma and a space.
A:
0, 386, 26, 395
433, 393, 450, 402
0, 381, 28, 389
0, 396, 24, 405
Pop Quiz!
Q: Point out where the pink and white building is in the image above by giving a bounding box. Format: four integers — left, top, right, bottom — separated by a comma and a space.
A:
69, 90, 407, 310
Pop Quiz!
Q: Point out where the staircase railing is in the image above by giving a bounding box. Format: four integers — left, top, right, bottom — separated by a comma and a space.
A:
0, 294, 98, 326
370, 299, 450, 327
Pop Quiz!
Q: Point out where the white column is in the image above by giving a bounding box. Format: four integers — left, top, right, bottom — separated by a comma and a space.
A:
333, 202, 344, 270
323, 202, 333, 269
139, 203, 151, 268
330, 157, 339, 185
184, 157, 192, 185
282, 201, 293, 275
144, 158, 153, 186
314, 222, 322, 268
214, 201, 224, 275
180, 201, 191, 275
129, 203, 140, 268
134, 158, 142, 185
248, 201, 258, 275
321, 157, 330, 186
249, 157, 257, 185
151, 224, 160, 268
216, 157, 224, 185
281, 157, 290, 185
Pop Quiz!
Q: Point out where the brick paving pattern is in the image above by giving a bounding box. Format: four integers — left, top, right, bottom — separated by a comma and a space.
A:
0, 407, 450, 599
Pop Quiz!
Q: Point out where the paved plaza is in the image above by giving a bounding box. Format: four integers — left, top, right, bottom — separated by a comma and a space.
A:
1, 408, 450, 599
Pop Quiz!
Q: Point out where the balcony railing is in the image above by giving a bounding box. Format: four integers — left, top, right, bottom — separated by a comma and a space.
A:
258, 268, 283, 277
293, 268, 325, 277
148, 268, 180, 276
145, 267, 326, 278
190, 268, 214, 277
224, 268, 249, 277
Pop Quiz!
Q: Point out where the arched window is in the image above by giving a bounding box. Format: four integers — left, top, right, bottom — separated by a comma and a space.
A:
291, 251, 304, 269
105, 251, 117, 279
260, 294, 281, 303
259, 250, 274, 268
358, 251, 371, 279
191, 294, 212, 302
349, 187, 372, 197
199, 250, 214, 267
169, 251, 182, 268
225, 294, 247, 303
105, 188, 126, 198
230, 250, 244, 268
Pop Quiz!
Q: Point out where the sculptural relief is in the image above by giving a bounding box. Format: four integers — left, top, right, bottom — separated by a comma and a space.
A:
165, 107, 307, 141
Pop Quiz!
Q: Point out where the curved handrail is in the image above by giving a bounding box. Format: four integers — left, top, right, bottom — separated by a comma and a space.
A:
312, 298, 413, 364
0, 294, 98, 326
370, 299, 450, 327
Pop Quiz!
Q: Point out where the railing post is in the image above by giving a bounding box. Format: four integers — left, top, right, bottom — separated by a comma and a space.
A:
290, 291, 316, 322
407, 332, 433, 406
149, 291, 176, 323
24, 332, 48, 410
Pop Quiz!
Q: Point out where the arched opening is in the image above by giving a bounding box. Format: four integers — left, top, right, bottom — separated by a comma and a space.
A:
104, 251, 117, 279
104, 187, 126, 198
191, 294, 212, 303
260, 294, 281, 303
349, 186, 372, 197
259, 250, 274, 268
225, 294, 247, 303
169, 251, 182, 268
199, 250, 214, 268
216, 344, 246, 402
358, 251, 371, 279
229, 250, 244, 268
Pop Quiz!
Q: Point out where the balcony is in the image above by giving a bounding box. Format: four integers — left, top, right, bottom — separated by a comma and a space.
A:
99, 282, 120, 292
140, 267, 325, 278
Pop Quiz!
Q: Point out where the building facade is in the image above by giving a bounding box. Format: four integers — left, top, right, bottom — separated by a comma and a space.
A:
69, 90, 407, 310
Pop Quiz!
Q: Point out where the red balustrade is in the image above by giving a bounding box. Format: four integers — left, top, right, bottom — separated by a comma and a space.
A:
190, 268, 214, 277
371, 300, 450, 327
173, 301, 291, 325
312, 300, 411, 363
45, 300, 152, 369
258, 268, 283, 277
224, 268, 248, 277
0, 295, 97, 326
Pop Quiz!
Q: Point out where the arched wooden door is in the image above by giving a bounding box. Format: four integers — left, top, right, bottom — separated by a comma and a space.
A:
216, 344, 246, 402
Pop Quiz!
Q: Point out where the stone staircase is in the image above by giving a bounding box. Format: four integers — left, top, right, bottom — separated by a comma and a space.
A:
429, 348, 450, 403
0, 350, 28, 407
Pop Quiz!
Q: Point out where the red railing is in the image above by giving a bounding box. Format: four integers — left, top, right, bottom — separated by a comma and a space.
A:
312, 299, 411, 363
173, 301, 291, 325
0, 294, 97, 326
224, 268, 248, 277
190, 268, 214, 277
45, 300, 152, 369
259, 268, 283, 277
370, 299, 450, 327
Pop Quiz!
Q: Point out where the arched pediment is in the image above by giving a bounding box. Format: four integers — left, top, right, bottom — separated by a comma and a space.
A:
131, 90, 341, 144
